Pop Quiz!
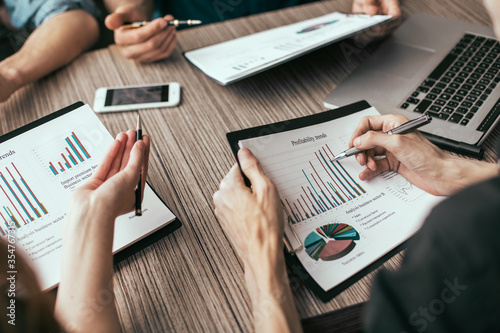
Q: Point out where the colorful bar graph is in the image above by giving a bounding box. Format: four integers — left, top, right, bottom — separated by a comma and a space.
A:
285, 144, 366, 224
47, 132, 91, 175
0, 163, 49, 232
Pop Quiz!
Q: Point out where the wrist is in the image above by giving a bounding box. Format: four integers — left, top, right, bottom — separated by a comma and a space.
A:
440, 156, 498, 194
65, 196, 118, 237
0, 61, 23, 101
244, 248, 286, 299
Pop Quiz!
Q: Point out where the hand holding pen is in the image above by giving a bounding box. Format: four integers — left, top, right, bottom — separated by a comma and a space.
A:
343, 114, 459, 195
105, 8, 179, 63
334, 114, 432, 161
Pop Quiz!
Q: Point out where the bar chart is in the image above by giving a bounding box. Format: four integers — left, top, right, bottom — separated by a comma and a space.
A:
277, 143, 366, 224
0, 161, 49, 235
33, 131, 92, 176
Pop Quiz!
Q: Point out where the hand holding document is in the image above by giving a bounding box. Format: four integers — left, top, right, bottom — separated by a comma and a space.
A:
185, 12, 392, 85
227, 102, 442, 296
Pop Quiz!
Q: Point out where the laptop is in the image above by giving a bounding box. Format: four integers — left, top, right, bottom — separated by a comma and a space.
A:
323, 13, 500, 158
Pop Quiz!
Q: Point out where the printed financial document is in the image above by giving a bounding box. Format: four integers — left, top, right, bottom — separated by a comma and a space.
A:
185, 12, 391, 84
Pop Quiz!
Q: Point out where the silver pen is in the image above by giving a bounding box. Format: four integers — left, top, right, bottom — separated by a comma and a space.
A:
332, 114, 432, 161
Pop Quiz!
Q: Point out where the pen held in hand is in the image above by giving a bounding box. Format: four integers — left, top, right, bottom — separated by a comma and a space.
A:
122, 19, 202, 29
332, 114, 432, 162
135, 114, 143, 216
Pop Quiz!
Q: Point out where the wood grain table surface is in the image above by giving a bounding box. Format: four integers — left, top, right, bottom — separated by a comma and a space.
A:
0, 0, 498, 331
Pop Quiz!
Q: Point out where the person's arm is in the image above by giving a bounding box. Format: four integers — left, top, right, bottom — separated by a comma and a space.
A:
55, 130, 150, 332
0, 9, 98, 102
348, 114, 498, 196
104, 0, 177, 63
213, 149, 302, 333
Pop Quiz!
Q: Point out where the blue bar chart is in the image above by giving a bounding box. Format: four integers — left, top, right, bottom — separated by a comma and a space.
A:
279, 144, 366, 224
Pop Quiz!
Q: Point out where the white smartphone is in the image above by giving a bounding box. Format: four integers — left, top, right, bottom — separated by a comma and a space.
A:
93, 82, 181, 113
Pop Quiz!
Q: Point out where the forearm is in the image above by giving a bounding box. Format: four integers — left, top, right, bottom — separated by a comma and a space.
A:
245, 253, 302, 333
0, 9, 98, 100
103, 0, 154, 17
55, 205, 119, 332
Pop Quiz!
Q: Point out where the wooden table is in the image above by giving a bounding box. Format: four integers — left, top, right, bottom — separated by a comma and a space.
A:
1, 0, 498, 331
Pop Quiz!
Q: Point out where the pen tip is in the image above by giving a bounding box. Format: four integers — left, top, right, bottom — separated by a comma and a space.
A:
137, 114, 141, 129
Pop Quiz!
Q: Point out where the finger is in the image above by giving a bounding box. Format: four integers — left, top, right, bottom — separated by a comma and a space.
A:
355, 151, 367, 167
105, 132, 127, 179
119, 129, 137, 171
115, 18, 168, 46
238, 148, 269, 192
140, 135, 151, 194
105, 12, 127, 30
123, 139, 146, 185
92, 139, 121, 181
135, 29, 177, 63
359, 157, 391, 180
352, 0, 379, 15
382, 0, 401, 17
348, 114, 408, 147
120, 27, 175, 61
353, 130, 407, 156
220, 163, 247, 190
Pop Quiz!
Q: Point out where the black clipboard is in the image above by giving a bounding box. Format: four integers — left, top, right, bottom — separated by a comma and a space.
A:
226, 100, 408, 302
0, 101, 182, 267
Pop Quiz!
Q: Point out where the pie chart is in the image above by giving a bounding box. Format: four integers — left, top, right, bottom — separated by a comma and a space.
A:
304, 223, 360, 261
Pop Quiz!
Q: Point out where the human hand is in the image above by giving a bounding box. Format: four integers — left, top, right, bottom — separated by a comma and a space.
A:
213, 148, 284, 269
57, 130, 149, 332
68, 130, 150, 223
352, 0, 401, 17
214, 149, 302, 332
352, 0, 402, 39
105, 5, 177, 62
348, 114, 458, 196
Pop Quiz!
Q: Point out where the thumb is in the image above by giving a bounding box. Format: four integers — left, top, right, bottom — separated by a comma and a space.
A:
105, 12, 127, 30
120, 140, 146, 187
353, 130, 400, 153
238, 148, 268, 191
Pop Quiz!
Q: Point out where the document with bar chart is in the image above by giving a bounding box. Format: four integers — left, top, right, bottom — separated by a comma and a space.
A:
0, 103, 178, 290
230, 101, 442, 293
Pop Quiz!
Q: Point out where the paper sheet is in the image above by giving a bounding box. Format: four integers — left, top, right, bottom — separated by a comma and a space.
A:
185, 12, 391, 84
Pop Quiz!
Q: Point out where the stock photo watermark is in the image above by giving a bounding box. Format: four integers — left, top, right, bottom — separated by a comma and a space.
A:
5, 221, 18, 326
402, 277, 468, 333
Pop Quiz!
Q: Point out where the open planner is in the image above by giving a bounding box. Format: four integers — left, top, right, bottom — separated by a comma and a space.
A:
227, 101, 442, 301
0, 102, 181, 291
184, 12, 391, 85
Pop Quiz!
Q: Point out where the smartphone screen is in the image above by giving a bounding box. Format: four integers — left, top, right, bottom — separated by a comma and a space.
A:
104, 85, 169, 106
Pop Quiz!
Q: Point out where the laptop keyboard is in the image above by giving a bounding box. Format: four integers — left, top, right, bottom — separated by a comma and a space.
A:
400, 33, 500, 127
